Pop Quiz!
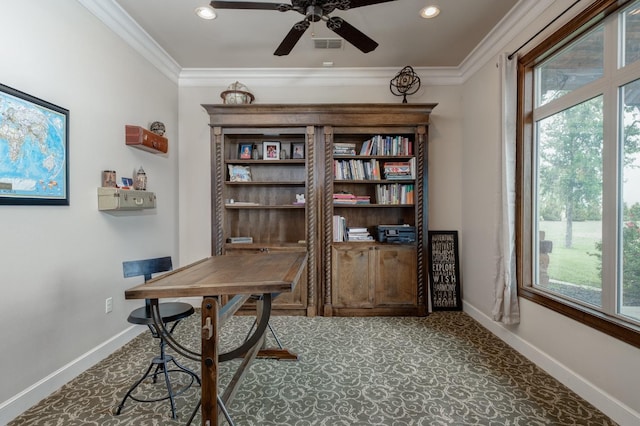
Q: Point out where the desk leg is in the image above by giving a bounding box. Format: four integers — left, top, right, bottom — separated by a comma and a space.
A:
201, 297, 219, 426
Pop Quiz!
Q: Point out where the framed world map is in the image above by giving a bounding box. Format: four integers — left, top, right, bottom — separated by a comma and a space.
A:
0, 83, 69, 205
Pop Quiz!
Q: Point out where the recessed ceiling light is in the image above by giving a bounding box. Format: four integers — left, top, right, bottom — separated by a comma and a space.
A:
195, 6, 217, 20
420, 5, 440, 19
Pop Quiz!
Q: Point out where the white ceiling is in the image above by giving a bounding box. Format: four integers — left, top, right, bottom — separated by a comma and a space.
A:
107, 0, 520, 70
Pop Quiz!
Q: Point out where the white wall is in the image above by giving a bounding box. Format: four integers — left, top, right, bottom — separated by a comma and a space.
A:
459, 3, 640, 424
177, 82, 463, 265
0, 1, 179, 421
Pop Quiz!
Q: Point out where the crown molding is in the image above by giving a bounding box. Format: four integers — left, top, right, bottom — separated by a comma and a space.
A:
75, 0, 181, 81
459, 0, 555, 80
459, 0, 591, 81
77, 0, 561, 88
178, 67, 463, 88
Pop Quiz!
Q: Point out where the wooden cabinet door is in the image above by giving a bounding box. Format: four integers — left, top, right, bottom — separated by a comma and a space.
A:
331, 245, 374, 308
374, 245, 417, 306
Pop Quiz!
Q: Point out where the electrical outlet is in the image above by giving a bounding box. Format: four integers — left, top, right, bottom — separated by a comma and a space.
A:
105, 297, 113, 314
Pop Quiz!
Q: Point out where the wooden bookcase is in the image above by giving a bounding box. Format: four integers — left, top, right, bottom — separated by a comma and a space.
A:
208, 124, 314, 316
323, 124, 429, 317
203, 104, 435, 317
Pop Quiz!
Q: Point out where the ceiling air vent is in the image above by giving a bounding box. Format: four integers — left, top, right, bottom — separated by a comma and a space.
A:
313, 38, 343, 49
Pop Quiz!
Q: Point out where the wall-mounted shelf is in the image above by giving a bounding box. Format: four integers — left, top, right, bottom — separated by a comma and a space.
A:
98, 187, 156, 212
125, 125, 168, 154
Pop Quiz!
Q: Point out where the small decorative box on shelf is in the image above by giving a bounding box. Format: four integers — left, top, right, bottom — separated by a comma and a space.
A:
98, 187, 156, 212
125, 125, 168, 154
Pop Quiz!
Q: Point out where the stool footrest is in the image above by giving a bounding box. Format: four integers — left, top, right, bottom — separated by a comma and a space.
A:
116, 341, 200, 419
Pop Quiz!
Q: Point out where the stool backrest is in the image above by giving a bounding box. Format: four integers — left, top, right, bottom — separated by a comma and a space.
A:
123, 256, 173, 310
123, 256, 173, 282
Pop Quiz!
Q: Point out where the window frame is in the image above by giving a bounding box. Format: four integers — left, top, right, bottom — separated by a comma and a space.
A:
517, 0, 640, 349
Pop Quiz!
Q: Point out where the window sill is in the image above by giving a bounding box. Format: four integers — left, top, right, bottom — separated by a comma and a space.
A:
518, 286, 640, 349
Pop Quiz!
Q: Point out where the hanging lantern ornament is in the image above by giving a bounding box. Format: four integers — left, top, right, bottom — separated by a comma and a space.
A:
220, 81, 255, 104
390, 66, 421, 103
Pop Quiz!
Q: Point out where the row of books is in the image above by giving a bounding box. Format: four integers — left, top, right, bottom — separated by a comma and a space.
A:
333, 192, 371, 204
360, 135, 413, 156
333, 215, 374, 242
333, 136, 414, 157
334, 158, 416, 181
375, 184, 415, 205
334, 159, 381, 180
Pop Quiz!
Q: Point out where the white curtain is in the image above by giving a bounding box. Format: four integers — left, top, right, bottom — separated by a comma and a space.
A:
492, 53, 520, 325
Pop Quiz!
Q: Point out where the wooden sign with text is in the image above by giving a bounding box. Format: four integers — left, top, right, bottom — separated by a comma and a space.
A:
428, 231, 462, 311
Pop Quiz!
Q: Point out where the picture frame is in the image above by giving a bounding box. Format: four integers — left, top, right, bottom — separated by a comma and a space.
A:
427, 230, 462, 311
121, 177, 133, 188
263, 141, 280, 160
228, 165, 252, 182
292, 142, 305, 159
0, 83, 69, 205
239, 143, 252, 159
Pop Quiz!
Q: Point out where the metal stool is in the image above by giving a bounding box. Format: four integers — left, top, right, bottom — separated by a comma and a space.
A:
116, 257, 200, 419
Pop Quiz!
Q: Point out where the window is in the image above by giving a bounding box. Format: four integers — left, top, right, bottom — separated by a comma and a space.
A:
518, 0, 640, 348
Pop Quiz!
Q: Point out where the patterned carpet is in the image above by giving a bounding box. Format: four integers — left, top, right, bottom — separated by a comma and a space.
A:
9, 311, 616, 425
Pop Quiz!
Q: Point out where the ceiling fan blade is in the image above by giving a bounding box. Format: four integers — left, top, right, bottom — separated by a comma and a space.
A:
210, 1, 287, 11
274, 20, 310, 56
326, 17, 378, 53
334, 0, 395, 10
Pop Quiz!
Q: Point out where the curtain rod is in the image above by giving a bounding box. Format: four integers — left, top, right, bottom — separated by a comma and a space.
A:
508, 0, 582, 60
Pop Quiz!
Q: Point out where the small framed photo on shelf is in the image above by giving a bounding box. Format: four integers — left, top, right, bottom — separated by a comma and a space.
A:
238, 144, 252, 159
228, 165, 251, 182
292, 142, 305, 159
263, 141, 280, 160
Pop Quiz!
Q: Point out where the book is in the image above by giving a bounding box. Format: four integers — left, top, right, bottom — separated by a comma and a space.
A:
333, 143, 357, 155
227, 237, 253, 243
333, 215, 347, 241
348, 227, 368, 233
333, 192, 357, 204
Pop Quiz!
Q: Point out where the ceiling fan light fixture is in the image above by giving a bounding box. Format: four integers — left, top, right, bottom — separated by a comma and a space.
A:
210, 0, 389, 55
195, 6, 217, 20
420, 5, 440, 19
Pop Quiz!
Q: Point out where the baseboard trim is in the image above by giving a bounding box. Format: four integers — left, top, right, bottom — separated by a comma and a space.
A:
0, 326, 145, 425
463, 301, 640, 426
0, 297, 201, 424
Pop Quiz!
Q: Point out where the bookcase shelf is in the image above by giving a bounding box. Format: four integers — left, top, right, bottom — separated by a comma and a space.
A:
225, 204, 306, 209
226, 181, 305, 186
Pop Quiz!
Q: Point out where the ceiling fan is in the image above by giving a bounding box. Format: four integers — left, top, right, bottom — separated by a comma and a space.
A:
210, 0, 395, 56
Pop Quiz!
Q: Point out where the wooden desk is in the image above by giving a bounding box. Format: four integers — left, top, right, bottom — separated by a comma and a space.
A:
124, 252, 307, 425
